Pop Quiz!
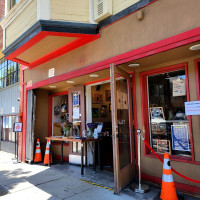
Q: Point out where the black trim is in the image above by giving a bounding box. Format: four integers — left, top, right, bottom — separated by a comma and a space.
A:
3, 20, 99, 57
99, 0, 156, 29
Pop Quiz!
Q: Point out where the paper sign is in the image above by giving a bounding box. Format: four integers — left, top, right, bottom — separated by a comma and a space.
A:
13, 122, 23, 132
73, 107, 80, 119
185, 101, 200, 116
172, 79, 186, 96
48, 68, 55, 77
171, 125, 189, 151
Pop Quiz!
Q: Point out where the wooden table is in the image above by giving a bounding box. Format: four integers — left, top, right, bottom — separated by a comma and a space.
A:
45, 136, 101, 176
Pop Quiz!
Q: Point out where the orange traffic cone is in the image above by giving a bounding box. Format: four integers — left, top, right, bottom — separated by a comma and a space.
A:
160, 153, 178, 200
34, 138, 42, 162
43, 139, 52, 165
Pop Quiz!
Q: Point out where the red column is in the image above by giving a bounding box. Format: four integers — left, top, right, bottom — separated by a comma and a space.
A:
18, 65, 27, 162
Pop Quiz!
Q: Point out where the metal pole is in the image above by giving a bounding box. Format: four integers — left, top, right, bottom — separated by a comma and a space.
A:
48, 141, 51, 167
61, 141, 63, 164
16, 133, 18, 162
138, 130, 141, 191
81, 142, 84, 176
131, 129, 149, 193
15, 132, 17, 159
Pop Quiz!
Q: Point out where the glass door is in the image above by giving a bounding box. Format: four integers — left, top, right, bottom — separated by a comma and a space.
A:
110, 64, 135, 194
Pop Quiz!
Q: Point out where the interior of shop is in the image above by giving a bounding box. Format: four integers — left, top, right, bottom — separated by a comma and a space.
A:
91, 82, 113, 171
31, 69, 114, 172
49, 81, 114, 171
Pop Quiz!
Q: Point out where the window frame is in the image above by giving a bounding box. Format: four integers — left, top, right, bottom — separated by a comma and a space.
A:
140, 63, 194, 163
195, 59, 200, 101
9, 0, 19, 11
195, 58, 200, 128
1, 115, 18, 142
0, 57, 19, 89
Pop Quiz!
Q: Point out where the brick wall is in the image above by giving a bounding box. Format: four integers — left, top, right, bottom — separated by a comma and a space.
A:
0, 0, 5, 50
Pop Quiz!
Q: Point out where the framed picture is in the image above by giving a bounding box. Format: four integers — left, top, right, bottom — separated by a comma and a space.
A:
54, 106, 60, 115
150, 107, 165, 120
100, 105, 107, 117
92, 92, 103, 104
105, 90, 111, 101
92, 108, 99, 118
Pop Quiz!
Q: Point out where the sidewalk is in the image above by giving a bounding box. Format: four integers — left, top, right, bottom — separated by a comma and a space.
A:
0, 152, 199, 200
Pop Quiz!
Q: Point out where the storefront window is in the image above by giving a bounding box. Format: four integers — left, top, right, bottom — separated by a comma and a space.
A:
1, 115, 18, 142
147, 69, 191, 157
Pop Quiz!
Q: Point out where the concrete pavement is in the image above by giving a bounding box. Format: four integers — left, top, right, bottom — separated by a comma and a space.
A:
0, 152, 199, 200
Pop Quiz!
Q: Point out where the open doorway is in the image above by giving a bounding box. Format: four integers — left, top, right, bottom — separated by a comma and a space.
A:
30, 67, 135, 193
90, 82, 113, 172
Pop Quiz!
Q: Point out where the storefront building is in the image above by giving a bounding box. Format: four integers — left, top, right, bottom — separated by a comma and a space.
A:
0, 0, 20, 154
1, 0, 200, 194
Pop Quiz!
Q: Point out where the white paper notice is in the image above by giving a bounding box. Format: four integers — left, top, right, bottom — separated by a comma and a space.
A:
185, 101, 200, 115
173, 79, 186, 96
73, 107, 80, 119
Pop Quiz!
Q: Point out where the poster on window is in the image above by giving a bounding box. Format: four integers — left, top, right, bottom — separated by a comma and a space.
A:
73, 107, 80, 119
185, 101, 200, 116
172, 79, 186, 96
73, 93, 79, 106
171, 125, 189, 151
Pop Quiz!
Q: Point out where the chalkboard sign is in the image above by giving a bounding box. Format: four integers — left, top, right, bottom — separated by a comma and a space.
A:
150, 107, 165, 120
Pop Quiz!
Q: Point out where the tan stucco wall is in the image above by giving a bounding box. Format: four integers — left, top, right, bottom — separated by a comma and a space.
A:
24, 0, 200, 85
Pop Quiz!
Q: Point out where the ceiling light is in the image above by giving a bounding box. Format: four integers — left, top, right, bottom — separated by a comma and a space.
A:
49, 86, 56, 88
67, 80, 75, 83
189, 44, 200, 51
128, 63, 140, 67
90, 74, 99, 77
